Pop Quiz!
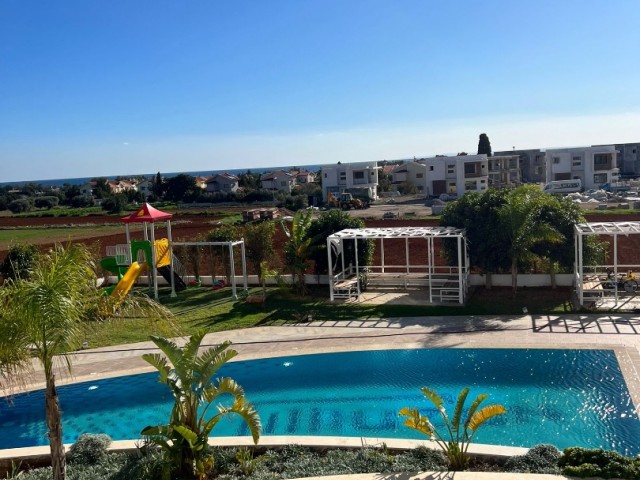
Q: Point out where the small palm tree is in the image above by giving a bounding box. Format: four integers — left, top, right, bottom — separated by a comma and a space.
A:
0, 243, 173, 480
141, 333, 261, 480
282, 209, 316, 295
399, 387, 506, 470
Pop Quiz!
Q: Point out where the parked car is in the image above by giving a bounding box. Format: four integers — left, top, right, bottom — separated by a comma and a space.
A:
383, 211, 396, 219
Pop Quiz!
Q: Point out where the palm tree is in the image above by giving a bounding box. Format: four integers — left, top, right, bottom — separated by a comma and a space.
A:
282, 209, 316, 295
0, 243, 172, 480
498, 186, 563, 293
141, 333, 261, 480
400, 387, 506, 470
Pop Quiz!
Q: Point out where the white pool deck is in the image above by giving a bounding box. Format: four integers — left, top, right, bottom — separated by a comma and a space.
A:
2, 313, 640, 478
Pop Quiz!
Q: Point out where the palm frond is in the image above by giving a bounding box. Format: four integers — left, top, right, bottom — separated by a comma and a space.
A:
467, 404, 506, 432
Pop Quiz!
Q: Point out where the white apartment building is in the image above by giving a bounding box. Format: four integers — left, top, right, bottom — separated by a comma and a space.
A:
488, 154, 520, 189
390, 162, 428, 193
321, 161, 379, 200
417, 154, 489, 197
545, 146, 618, 189
261, 170, 295, 192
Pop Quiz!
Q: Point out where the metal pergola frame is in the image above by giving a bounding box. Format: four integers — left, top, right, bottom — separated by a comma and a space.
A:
574, 221, 640, 307
327, 226, 469, 304
172, 240, 248, 299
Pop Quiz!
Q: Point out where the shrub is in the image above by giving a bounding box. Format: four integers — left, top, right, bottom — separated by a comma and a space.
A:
504, 444, 561, 474
101, 195, 126, 213
67, 433, 112, 465
7, 198, 32, 213
34, 196, 59, 209
559, 447, 640, 479
70, 194, 94, 208
1, 243, 39, 281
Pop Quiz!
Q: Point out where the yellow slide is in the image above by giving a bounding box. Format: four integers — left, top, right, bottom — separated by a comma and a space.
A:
110, 261, 147, 301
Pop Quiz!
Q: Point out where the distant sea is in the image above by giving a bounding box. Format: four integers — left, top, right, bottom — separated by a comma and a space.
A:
1, 164, 324, 188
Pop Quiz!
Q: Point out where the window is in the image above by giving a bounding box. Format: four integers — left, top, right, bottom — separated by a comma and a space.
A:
417, 185, 423, 191
553, 157, 561, 164
465, 181, 476, 191
324, 173, 327, 178
447, 165, 455, 174
535, 166, 543, 175
480, 179, 486, 183
416, 173, 424, 178
594, 173, 607, 184
429, 166, 434, 171
594, 153, 611, 165
464, 163, 476, 174
353, 171, 365, 179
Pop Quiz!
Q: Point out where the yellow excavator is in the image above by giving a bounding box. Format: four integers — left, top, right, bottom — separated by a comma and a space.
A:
326, 192, 368, 210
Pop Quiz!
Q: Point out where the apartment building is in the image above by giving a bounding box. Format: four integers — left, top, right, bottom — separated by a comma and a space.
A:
321, 161, 379, 200
603, 142, 640, 177
488, 154, 520, 189
417, 154, 489, 197
545, 145, 618, 189
495, 149, 545, 183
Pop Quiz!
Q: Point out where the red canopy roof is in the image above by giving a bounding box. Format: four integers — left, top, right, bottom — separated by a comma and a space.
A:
121, 203, 173, 224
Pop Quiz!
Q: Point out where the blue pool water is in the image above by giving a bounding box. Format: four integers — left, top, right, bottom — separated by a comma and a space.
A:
1, 348, 639, 455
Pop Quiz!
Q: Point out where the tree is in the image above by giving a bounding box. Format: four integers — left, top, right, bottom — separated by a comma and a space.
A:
34, 196, 59, 210
141, 333, 261, 480
91, 178, 111, 199
307, 210, 374, 276
398, 180, 417, 195
244, 221, 276, 280
101, 194, 127, 214
153, 172, 164, 198
400, 387, 506, 470
282, 209, 315, 295
498, 186, 563, 293
7, 198, 32, 213
0, 243, 39, 281
0, 243, 172, 480
206, 225, 240, 283
70, 195, 94, 208
477, 133, 492, 157
440, 189, 512, 285
164, 174, 197, 202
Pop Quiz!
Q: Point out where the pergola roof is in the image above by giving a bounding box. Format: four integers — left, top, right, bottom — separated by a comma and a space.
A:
121, 203, 173, 224
575, 222, 640, 235
328, 226, 466, 240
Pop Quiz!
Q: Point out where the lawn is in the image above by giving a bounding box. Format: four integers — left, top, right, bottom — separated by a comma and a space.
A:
0, 225, 123, 249
82, 285, 573, 348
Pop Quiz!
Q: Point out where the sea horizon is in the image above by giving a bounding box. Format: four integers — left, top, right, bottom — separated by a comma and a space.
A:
0, 163, 325, 188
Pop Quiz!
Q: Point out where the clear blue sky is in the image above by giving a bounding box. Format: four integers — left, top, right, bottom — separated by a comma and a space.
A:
1, 0, 639, 182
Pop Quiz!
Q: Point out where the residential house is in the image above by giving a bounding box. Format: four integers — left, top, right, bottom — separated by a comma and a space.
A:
545, 145, 619, 189
194, 176, 209, 189
390, 162, 428, 193
136, 180, 154, 199
488, 155, 521, 189
205, 173, 239, 193
291, 169, 316, 184
495, 149, 545, 184
321, 161, 379, 201
261, 170, 295, 192
107, 180, 138, 195
417, 154, 489, 197
79, 182, 94, 197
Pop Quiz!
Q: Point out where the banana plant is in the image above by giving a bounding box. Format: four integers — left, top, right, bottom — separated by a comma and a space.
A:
141, 333, 261, 480
399, 387, 506, 470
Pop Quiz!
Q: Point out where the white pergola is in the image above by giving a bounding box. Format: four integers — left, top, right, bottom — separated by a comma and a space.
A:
327, 226, 469, 304
574, 221, 640, 306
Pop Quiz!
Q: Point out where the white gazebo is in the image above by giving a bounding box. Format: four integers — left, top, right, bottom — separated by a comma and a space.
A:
574, 221, 640, 307
327, 226, 469, 304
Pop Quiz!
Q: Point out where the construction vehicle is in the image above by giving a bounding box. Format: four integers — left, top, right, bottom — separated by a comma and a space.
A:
326, 192, 369, 210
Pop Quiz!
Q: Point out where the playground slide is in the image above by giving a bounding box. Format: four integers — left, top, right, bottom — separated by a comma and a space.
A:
110, 261, 147, 300
157, 265, 187, 291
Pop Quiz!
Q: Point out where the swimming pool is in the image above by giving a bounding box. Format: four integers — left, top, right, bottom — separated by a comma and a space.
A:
1, 348, 639, 455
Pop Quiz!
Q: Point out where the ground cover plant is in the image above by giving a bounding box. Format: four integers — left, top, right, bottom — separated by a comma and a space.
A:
12, 438, 639, 480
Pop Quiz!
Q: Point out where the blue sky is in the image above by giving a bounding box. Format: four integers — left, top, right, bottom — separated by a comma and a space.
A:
1, 0, 639, 182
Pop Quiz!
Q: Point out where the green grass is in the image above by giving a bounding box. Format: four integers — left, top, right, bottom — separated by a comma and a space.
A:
82, 285, 573, 348
0, 225, 123, 248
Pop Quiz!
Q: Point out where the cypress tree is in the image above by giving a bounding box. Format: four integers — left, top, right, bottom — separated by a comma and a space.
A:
477, 133, 492, 157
